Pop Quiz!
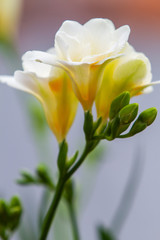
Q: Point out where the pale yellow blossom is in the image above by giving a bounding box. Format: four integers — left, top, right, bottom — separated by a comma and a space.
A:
0, 58, 78, 142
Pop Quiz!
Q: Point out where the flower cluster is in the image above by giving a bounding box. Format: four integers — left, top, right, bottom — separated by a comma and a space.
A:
0, 18, 157, 141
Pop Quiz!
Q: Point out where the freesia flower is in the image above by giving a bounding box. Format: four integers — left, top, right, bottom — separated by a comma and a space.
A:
0, 57, 78, 142
95, 45, 156, 122
23, 18, 130, 110
0, 0, 22, 41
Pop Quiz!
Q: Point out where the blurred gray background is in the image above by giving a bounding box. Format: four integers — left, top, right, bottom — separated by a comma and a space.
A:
0, 0, 160, 239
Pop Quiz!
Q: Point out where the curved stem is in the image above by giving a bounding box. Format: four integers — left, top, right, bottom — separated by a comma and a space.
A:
67, 201, 80, 240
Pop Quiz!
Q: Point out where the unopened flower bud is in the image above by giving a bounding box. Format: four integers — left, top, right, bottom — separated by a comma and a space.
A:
109, 91, 130, 120
119, 103, 138, 124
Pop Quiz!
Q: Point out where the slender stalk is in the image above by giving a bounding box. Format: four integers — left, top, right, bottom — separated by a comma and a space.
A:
67, 201, 80, 240
39, 142, 95, 240
39, 177, 66, 240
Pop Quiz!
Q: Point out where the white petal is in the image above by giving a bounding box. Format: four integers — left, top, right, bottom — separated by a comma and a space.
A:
22, 50, 57, 66
57, 20, 83, 37
22, 60, 52, 78
113, 25, 130, 51
22, 51, 62, 72
84, 18, 115, 35
0, 72, 41, 100
14, 71, 41, 99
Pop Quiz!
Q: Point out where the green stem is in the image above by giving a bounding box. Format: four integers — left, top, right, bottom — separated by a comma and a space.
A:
67, 201, 80, 240
39, 142, 94, 240
39, 177, 66, 240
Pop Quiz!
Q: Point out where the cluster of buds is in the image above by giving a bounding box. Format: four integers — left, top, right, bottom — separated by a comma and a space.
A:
0, 196, 22, 239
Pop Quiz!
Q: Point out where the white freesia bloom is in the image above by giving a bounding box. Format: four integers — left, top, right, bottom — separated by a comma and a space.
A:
23, 18, 130, 110
0, 58, 78, 142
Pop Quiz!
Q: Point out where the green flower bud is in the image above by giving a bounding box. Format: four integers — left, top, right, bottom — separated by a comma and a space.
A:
36, 164, 54, 188
109, 91, 130, 120
129, 107, 157, 136
119, 103, 139, 124
0, 200, 9, 227
138, 107, 157, 126
8, 196, 22, 231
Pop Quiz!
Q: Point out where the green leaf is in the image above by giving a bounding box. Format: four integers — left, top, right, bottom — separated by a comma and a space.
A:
109, 92, 130, 120
57, 140, 68, 173
119, 103, 139, 124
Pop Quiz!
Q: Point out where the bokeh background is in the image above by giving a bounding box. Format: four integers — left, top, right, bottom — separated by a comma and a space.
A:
0, 0, 160, 239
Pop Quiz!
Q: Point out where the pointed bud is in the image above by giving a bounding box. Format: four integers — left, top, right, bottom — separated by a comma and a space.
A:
109, 92, 130, 120
8, 196, 22, 231
129, 107, 157, 136
119, 103, 139, 124
138, 107, 157, 126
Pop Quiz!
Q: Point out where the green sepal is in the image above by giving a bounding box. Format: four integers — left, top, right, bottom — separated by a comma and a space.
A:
110, 117, 121, 139
92, 116, 102, 134
97, 226, 116, 240
57, 140, 68, 173
119, 103, 139, 124
109, 92, 130, 120
66, 151, 79, 170
83, 111, 93, 140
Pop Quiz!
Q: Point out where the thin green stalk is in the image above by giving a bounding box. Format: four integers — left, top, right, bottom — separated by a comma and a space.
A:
39, 177, 66, 240
67, 202, 80, 240
39, 143, 93, 240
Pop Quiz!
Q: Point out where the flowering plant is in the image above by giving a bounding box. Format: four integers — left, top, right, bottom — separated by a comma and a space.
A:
0, 18, 159, 240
